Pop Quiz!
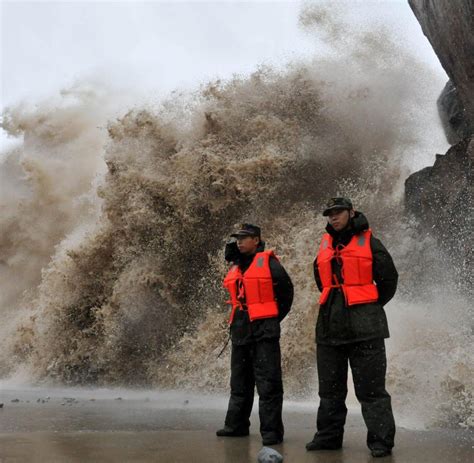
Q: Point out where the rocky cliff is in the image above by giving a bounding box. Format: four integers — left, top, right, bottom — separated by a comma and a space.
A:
409, 0, 474, 129
406, 0, 473, 290
405, 138, 472, 287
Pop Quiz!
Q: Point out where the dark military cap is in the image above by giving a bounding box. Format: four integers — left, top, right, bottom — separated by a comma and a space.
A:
322, 197, 353, 216
231, 223, 261, 238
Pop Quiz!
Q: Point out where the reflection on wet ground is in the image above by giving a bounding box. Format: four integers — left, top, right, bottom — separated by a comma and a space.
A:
0, 387, 472, 462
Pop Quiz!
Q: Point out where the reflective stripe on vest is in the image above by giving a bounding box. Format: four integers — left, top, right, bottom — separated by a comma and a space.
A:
316, 229, 378, 306
223, 250, 279, 324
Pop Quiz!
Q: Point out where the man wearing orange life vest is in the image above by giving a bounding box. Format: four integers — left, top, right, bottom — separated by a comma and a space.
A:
306, 198, 398, 459
216, 224, 293, 446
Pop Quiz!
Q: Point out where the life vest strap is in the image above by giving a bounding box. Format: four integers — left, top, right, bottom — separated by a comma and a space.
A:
237, 279, 245, 302
330, 273, 342, 288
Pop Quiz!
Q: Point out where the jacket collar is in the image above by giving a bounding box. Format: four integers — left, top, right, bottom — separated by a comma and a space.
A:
326, 211, 369, 245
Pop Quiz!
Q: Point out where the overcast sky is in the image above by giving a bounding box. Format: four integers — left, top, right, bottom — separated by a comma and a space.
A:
1, 0, 446, 148
1, 1, 445, 103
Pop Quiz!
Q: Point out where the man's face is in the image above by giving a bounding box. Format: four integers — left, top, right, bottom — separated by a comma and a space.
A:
327, 208, 354, 231
236, 235, 260, 255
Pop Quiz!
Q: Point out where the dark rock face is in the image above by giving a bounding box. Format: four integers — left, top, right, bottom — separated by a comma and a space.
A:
438, 80, 474, 145
406, 1, 473, 290
405, 137, 473, 288
409, 0, 474, 131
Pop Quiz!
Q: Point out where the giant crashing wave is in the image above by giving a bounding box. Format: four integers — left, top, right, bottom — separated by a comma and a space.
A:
0, 6, 471, 429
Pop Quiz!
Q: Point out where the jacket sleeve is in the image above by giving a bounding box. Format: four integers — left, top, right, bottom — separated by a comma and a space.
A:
313, 257, 323, 292
269, 256, 294, 321
371, 235, 398, 306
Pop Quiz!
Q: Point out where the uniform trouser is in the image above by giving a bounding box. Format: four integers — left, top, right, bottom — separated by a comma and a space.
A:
314, 338, 395, 450
224, 339, 284, 440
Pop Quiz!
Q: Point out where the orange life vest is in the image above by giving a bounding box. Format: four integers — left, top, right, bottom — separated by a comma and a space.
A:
223, 250, 279, 324
316, 229, 379, 306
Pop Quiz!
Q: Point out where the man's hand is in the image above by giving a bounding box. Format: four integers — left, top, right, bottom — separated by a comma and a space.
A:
225, 240, 240, 263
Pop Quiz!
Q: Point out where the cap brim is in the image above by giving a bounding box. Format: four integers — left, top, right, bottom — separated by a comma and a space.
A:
230, 231, 255, 238
322, 206, 350, 216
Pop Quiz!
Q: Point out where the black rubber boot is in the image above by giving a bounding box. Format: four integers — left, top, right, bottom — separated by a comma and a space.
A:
305, 439, 342, 451
262, 435, 283, 446
371, 448, 392, 458
216, 427, 249, 437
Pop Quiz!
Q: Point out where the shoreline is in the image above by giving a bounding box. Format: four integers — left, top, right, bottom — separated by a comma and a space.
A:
0, 387, 472, 462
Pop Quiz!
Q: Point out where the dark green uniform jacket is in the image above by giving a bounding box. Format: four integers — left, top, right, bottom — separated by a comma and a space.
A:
314, 212, 398, 345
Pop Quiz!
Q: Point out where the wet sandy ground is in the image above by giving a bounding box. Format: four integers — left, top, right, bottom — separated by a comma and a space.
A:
0, 387, 472, 462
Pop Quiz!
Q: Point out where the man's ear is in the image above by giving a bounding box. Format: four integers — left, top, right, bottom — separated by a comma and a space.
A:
350, 209, 355, 218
